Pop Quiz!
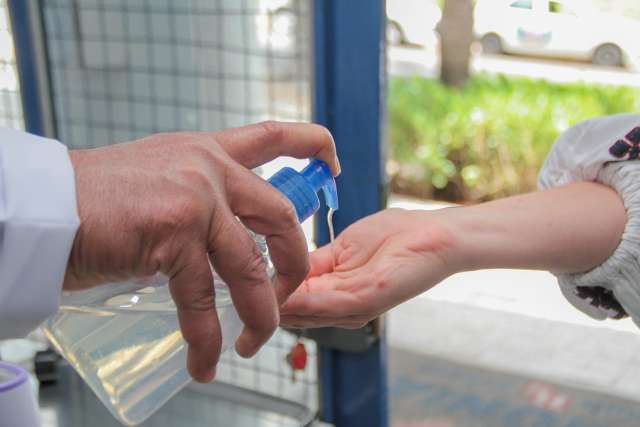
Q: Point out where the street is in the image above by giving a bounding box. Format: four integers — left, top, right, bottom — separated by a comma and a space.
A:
388, 45, 640, 87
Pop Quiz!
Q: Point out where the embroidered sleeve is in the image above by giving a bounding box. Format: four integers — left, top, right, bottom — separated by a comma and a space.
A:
539, 114, 640, 325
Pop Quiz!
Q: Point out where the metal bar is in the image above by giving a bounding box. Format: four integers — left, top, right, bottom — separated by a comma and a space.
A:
312, 1, 388, 426
8, 0, 55, 137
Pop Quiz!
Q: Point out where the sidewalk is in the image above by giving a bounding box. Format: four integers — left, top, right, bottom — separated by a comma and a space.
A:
388, 46, 640, 87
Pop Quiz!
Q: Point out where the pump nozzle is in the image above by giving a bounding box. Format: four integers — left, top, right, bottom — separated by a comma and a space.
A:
268, 159, 339, 223
300, 160, 339, 211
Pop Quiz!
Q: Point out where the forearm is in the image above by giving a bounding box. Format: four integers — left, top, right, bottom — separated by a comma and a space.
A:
440, 182, 626, 274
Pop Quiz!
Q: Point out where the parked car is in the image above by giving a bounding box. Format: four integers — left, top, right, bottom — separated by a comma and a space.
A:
386, 0, 441, 48
474, 0, 640, 67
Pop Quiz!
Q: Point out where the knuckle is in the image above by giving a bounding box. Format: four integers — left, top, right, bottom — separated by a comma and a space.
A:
171, 192, 207, 225
148, 243, 173, 273
274, 196, 299, 230
185, 139, 225, 165
245, 302, 278, 338
181, 323, 215, 347
174, 280, 216, 313
177, 290, 216, 313
178, 166, 214, 192
311, 123, 334, 144
257, 120, 285, 141
239, 245, 269, 284
153, 192, 209, 242
256, 310, 279, 336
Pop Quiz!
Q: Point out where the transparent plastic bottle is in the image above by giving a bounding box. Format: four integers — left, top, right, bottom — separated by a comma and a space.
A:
42, 159, 338, 426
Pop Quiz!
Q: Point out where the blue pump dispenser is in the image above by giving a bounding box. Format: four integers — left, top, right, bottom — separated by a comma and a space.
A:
268, 159, 339, 222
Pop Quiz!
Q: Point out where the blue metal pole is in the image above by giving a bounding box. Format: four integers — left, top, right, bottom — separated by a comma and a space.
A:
313, 1, 388, 426
8, 0, 50, 136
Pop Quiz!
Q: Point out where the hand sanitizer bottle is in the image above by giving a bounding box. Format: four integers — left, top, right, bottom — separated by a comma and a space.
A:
42, 159, 338, 426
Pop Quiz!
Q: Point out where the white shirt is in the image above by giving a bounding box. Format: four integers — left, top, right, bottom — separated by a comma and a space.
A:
0, 129, 79, 339
539, 113, 640, 326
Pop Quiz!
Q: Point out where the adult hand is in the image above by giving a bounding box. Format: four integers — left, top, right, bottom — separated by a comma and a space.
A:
280, 208, 457, 329
65, 121, 339, 382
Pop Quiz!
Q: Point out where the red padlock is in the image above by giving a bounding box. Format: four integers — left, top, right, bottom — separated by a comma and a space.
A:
289, 341, 308, 371
286, 341, 308, 382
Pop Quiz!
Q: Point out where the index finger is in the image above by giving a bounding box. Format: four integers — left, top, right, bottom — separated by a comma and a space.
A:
214, 121, 341, 176
227, 167, 310, 304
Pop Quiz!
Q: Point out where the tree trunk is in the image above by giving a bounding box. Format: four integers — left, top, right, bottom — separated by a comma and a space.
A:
439, 0, 474, 87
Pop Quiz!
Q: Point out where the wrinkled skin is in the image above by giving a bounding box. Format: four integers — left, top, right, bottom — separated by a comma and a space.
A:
65, 121, 340, 382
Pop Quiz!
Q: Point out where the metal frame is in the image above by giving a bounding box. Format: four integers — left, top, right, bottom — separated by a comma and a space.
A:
313, 1, 389, 426
7, 0, 55, 137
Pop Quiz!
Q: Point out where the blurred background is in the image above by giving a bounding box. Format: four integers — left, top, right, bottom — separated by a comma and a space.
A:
385, 1, 640, 427
387, 0, 640, 203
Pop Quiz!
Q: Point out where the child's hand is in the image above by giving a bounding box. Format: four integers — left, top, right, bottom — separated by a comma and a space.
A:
280, 208, 458, 329
280, 183, 627, 330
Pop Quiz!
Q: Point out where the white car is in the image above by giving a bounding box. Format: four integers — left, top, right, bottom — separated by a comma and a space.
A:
386, 0, 441, 48
475, 0, 640, 67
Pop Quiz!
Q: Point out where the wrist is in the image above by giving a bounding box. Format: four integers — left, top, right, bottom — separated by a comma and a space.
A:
413, 207, 475, 276
65, 149, 92, 290
427, 205, 503, 274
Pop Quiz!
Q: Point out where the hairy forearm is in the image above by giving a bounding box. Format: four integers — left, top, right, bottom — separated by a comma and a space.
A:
438, 182, 626, 275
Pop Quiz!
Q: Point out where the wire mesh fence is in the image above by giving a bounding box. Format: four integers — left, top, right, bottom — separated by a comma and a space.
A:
37, 0, 319, 413
42, 0, 311, 147
0, 0, 24, 129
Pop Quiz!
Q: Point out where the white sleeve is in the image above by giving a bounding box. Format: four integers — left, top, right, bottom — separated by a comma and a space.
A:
0, 128, 80, 338
538, 113, 640, 325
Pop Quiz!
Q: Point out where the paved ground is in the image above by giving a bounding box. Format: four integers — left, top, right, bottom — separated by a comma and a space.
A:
390, 348, 640, 427
386, 195, 640, 426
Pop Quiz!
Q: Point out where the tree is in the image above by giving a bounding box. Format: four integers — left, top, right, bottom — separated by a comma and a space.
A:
438, 0, 474, 87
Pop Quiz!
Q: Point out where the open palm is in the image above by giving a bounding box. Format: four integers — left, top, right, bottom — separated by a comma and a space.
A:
280, 208, 456, 329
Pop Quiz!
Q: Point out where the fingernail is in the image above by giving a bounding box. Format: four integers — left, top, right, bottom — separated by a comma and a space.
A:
201, 365, 216, 383
193, 366, 216, 383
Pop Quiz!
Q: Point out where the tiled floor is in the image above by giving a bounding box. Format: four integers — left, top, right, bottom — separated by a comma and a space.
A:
39, 365, 314, 427
387, 195, 640, 426
390, 348, 640, 427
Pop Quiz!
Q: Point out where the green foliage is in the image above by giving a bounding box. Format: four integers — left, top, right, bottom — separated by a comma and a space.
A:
388, 74, 640, 202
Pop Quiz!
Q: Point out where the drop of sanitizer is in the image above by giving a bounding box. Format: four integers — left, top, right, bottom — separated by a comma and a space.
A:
327, 208, 336, 271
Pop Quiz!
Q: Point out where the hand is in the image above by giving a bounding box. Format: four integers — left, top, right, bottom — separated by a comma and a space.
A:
280, 183, 627, 330
280, 208, 457, 329
65, 121, 339, 382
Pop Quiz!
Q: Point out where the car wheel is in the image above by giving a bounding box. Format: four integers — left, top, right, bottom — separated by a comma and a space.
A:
480, 33, 503, 55
387, 21, 404, 46
593, 44, 623, 67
